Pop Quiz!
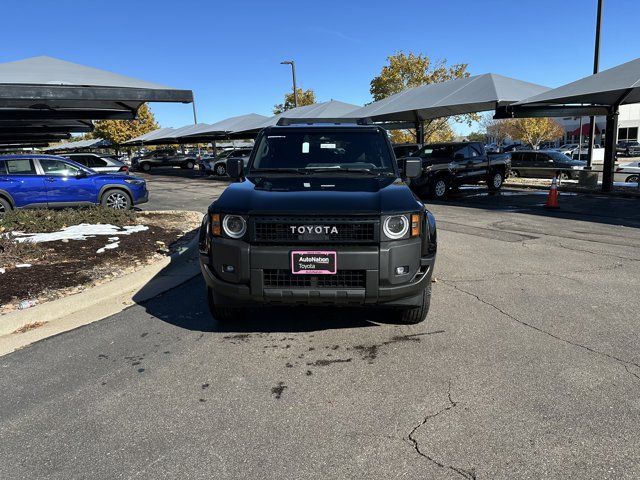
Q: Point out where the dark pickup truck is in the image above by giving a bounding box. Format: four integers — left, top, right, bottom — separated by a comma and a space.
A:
198, 121, 437, 325
400, 141, 511, 199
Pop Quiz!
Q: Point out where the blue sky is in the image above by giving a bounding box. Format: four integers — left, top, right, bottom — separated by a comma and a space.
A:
2, 0, 639, 134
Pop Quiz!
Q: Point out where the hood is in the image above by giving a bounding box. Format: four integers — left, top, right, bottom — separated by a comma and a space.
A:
91, 172, 142, 182
211, 175, 422, 215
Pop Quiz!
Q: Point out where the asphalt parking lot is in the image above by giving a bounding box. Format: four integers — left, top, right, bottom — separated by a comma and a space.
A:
2, 170, 640, 479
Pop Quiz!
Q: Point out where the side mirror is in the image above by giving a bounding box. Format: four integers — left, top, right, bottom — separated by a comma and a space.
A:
75, 170, 88, 179
227, 158, 244, 179
404, 159, 422, 179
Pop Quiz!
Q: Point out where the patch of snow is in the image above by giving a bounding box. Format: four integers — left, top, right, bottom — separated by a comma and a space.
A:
13, 224, 149, 244
96, 241, 120, 254
0, 268, 5, 274
107, 237, 120, 242
15, 264, 32, 268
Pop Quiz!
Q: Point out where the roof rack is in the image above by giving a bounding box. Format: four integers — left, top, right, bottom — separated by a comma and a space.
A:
275, 117, 373, 127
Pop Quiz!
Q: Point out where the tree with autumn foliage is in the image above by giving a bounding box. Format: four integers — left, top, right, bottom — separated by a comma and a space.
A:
273, 88, 316, 114
93, 103, 159, 153
370, 52, 477, 144
504, 118, 564, 149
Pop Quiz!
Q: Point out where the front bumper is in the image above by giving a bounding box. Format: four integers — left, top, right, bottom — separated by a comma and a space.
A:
133, 189, 149, 205
200, 238, 435, 307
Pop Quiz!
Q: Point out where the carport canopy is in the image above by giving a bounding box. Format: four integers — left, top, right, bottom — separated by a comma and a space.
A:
0, 56, 193, 145
501, 56, 640, 192
42, 138, 110, 152
230, 100, 361, 138
345, 73, 549, 123
178, 113, 268, 143
123, 127, 177, 145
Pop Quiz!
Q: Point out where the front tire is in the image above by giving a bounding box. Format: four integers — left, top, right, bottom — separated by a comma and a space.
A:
559, 172, 570, 181
394, 285, 431, 325
101, 189, 131, 210
215, 163, 227, 176
511, 170, 520, 178
0, 197, 12, 216
141, 162, 151, 172
185, 161, 195, 170
207, 287, 244, 322
487, 170, 504, 191
428, 177, 449, 200
626, 174, 639, 183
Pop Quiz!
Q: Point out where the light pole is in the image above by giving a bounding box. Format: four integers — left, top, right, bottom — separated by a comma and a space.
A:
280, 60, 298, 108
587, 0, 604, 168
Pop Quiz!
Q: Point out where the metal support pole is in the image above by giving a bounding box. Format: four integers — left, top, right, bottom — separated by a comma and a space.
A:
192, 99, 201, 157
578, 116, 583, 159
602, 107, 617, 192
291, 62, 298, 108
281, 61, 298, 108
587, 0, 604, 169
415, 121, 424, 145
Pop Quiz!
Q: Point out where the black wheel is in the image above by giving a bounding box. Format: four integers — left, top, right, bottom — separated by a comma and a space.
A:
559, 172, 570, 181
511, 170, 520, 178
207, 287, 244, 322
487, 170, 504, 191
141, 162, 151, 172
185, 161, 195, 170
0, 197, 11, 216
215, 163, 227, 176
101, 189, 131, 210
394, 285, 431, 325
428, 177, 449, 200
626, 175, 639, 183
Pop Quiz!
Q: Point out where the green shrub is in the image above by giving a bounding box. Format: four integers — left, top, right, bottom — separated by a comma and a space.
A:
0, 207, 138, 234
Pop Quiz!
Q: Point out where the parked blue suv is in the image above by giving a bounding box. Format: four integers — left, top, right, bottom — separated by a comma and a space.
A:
0, 155, 148, 214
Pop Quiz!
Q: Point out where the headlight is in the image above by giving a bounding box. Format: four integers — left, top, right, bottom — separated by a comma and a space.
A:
383, 215, 409, 240
124, 178, 145, 185
222, 215, 247, 239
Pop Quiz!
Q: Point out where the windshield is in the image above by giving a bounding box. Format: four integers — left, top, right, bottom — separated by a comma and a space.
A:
415, 144, 460, 159
250, 130, 394, 173
547, 151, 577, 161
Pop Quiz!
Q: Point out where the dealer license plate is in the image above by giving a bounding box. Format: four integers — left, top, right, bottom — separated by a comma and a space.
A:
291, 251, 337, 275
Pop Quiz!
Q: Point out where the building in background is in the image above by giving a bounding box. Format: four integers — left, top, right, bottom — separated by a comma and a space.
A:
557, 104, 640, 146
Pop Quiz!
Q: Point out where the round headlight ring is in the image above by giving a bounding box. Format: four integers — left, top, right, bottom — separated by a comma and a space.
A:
223, 215, 247, 239
383, 215, 409, 239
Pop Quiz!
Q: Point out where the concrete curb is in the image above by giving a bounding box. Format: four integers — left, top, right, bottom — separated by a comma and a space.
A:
505, 181, 640, 198
0, 226, 201, 356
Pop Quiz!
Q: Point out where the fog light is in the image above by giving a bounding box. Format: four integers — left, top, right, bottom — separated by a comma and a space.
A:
223, 264, 235, 273
395, 266, 409, 275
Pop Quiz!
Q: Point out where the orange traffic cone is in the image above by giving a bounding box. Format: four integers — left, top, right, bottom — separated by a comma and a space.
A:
545, 176, 559, 208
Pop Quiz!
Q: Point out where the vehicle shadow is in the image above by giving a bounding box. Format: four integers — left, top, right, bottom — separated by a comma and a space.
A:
133, 167, 229, 182
141, 275, 388, 334
423, 186, 640, 229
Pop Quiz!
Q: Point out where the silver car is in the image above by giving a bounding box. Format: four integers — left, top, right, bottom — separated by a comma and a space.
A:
63, 153, 129, 174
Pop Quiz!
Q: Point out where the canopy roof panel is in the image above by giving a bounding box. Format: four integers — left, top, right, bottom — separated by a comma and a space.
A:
346, 73, 549, 122
123, 127, 176, 145
515, 57, 640, 107
42, 138, 110, 152
180, 113, 268, 141
230, 101, 361, 137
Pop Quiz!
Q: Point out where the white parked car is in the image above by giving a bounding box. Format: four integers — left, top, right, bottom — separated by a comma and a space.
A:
63, 153, 129, 173
614, 161, 640, 183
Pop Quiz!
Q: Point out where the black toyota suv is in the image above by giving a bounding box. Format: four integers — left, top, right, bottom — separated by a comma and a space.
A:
198, 121, 437, 324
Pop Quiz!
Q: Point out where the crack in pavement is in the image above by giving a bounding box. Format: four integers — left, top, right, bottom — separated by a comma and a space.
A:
557, 243, 640, 262
407, 380, 477, 479
440, 279, 640, 384
439, 262, 623, 284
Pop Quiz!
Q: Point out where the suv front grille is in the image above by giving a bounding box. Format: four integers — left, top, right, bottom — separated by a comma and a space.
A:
252, 216, 378, 244
263, 269, 366, 289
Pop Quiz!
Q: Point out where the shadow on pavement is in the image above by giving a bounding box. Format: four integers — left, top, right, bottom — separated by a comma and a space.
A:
142, 276, 383, 334
423, 187, 640, 229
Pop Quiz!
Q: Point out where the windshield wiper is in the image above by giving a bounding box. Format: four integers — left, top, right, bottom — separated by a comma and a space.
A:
304, 166, 393, 176
250, 168, 309, 174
